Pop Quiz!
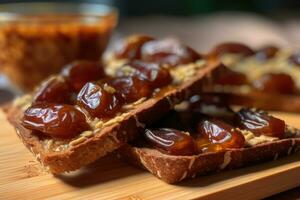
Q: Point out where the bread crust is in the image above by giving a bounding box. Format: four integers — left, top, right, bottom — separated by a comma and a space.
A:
121, 137, 300, 184
6, 59, 220, 174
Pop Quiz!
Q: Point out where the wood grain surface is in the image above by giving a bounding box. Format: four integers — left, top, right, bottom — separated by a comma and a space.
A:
0, 110, 299, 200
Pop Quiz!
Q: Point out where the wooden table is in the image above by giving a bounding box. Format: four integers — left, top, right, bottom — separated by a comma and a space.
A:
0, 110, 299, 200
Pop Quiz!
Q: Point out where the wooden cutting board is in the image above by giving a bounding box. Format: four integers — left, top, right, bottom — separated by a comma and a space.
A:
0, 110, 299, 200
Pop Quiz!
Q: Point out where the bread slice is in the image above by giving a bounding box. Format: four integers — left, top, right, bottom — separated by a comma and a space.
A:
6, 58, 220, 174
121, 137, 300, 184
206, 45, 300, 113
119, 103, 300, 183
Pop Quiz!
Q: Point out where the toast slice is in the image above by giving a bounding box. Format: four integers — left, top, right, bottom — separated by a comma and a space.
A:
120, 97, 300, 184
207, 43, 300, 112
121, 138, 300, 184
6, 36, 220, 174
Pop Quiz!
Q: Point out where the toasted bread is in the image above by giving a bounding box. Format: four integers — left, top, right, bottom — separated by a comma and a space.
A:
119, 102, 300, 183
207, 43, 300, 112
121, 138, 300, 184
6, 55, 220, 174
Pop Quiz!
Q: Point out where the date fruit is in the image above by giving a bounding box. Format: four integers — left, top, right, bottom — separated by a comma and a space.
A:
108, 76, 152, 103
116, 60, 172, 89
236, 108, 285, 138
114, 35, 154, 60
144, 128, 196, 156
34, 77, 71, 104
62, 61, 105, 91
141, 38, 201, 67
22, 103, 89, 138
77, 82, 122, 118
252, 73, 296, 94
196, 119, 245, 152
215, 66, 248, 85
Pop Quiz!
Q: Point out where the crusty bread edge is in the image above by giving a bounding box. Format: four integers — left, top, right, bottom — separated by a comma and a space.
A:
120, 138, 300, 184
6, 59, 220, 174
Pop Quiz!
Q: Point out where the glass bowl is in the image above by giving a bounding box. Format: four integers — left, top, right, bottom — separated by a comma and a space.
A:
0, 2, 118, 91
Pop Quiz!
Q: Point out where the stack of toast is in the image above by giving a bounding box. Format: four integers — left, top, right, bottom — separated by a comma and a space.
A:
5, 35, 300, 183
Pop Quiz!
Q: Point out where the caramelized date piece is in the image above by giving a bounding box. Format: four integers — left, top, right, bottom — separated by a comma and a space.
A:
108, 76, 152, 103
22, 103, 89, 138
288, 53, 300, 66
212, 42, 254, 57
214, 64, 248, 85
62, 61, 105, 91
144, 128, 196, 156
196, 119, 245, 152
236, 108, 285, 138
141, 38, 201, 67
252, 73, 296, 94
114, 35, 154, 60
34, 77, 71, 104
77, 82, 122, 118
255, 45, 279, 61
116, 60, 172, 89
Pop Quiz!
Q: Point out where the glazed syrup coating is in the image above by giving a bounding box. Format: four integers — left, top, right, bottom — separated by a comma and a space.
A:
77, 82, 122, 118
196, 119, 245, 153
144, 128, 197, 156
22, 103, 89, 138
237, 108, 285, 138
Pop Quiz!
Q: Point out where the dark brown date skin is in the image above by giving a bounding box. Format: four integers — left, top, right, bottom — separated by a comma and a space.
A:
116, 60, 172, 89
140, 38, 201, 67
255, 45, 279, 61
108, 76, 152, 103
144, 128, 197, 156
196, 119, 245, 152
114, 35, 154, 60
211, 42, 254, 57
62, 61, 105, 92
236, 108, 285, 138
33, 77, 71, 104
213, 64, 248, 86
77, 82, 122, 118
22, 103, 89, 138
252, 73, 296, 94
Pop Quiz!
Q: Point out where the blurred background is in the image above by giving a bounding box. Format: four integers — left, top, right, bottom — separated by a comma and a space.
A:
1, 0, 300, 102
